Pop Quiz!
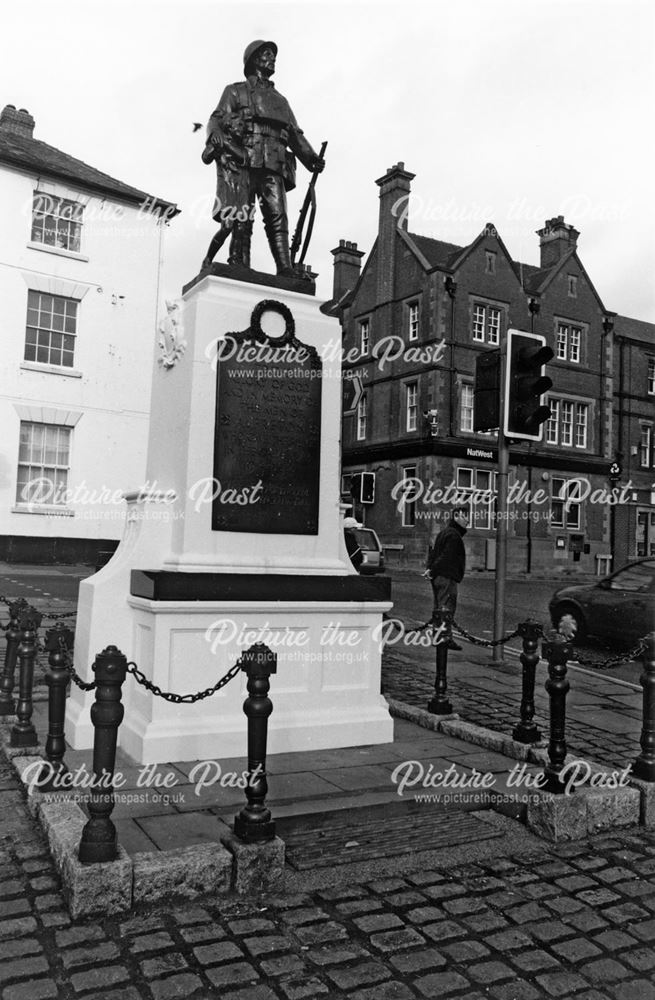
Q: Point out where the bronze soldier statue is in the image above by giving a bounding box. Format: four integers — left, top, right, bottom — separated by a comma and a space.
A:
201, 40, 325, 276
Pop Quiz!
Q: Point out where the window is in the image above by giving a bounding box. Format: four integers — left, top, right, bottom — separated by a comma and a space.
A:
408, 303, 419, 342
546, 399, 559, 445
455, 467, 497, 530
640, 426, 653, 468
473, 305, 485, 342
648, 358, 655, 395
546, 397, 588, 449
16, 422, 71, 506
487, 309, 500, 345
401, 466, 417, 527
356, 394, 367, 441
551, 478, 582, 529
636, 511, 655, 558
460, 382, 498, 438
574, 404, 587, 449
359, 319, 369, 357
561, 402, 573, 446
31, 193, 82, 253
568, 275, 578, 298
472, 303, 501, 345
25, 291, 78, 368
461, 384, 474, 433
406, 382, 418, 432
485, 251, 496, 274
556, 323, 582, 363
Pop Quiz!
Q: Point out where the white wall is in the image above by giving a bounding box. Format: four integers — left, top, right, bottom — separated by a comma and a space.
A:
0, 162, 174, 544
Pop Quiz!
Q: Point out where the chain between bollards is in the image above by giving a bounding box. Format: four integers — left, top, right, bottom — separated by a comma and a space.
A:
513, 620, 543, 745
234, 643, 277, 844
632, 633, 655, 782
78, 646, 128, 864
9, 607, 43, 749
541, 632, 573, 793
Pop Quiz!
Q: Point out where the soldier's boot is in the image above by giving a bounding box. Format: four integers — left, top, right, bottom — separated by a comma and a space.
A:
202, 225, 231, 269
228, 222, 253, 268
269, 230, 294, 277
239, 221, 253, 268
227, 226, 241, 267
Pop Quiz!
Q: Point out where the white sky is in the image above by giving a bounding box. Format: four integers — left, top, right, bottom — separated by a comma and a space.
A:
3, 0, 654, 321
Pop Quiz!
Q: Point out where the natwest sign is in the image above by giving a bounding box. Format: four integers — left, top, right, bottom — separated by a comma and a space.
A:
465, 447, 495, 461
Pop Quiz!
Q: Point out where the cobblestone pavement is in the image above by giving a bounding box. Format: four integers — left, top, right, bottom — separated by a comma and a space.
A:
2, 573, 654, 997
382, 649, 641, 771
5, 757, 655, 999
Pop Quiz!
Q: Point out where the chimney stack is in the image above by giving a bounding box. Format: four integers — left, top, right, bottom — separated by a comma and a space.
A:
376, 161, 414, 234
375, 161, 415, 304
0, 105, 35, 139
331, 240, 365, 301
537, 215, 579, 269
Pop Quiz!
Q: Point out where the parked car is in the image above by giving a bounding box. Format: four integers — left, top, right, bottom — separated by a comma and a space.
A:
344, 525, 385, 575
549, 558, 655, 645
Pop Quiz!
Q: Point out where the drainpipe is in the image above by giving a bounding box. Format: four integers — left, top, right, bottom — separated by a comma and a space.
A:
445, 276, 457, 437
601, 315, 614, 458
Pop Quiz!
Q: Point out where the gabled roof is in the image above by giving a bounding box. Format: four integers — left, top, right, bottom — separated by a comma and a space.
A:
518, 246, 607, 313
446, 223, 517, 274
405, 227, 538, 284
404, 225, 608, 314
405, 232, 464, 269
515, 262, 551, 293
0, 129, 178, 213
518, 247, 577, 296
614, 314, 655, 344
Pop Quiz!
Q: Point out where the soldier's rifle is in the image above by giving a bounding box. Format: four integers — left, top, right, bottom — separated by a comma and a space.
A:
290, 141, 328, 268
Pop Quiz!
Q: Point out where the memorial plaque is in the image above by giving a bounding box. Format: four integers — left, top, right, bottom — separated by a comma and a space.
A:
212, 300, 322, 534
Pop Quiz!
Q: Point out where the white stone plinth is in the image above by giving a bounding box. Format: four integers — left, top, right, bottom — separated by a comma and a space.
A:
66, 273, 393, 760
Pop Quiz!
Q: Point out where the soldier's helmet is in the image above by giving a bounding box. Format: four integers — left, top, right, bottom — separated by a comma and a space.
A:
243, 40, 278, 73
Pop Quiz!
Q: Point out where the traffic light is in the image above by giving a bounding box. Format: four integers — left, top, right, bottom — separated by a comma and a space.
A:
473, 349, 500, 431
351, 472, 375, 504
504, 330, 554, 441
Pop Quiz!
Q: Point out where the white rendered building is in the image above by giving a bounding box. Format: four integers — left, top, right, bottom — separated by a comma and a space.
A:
0, 104, 178, 563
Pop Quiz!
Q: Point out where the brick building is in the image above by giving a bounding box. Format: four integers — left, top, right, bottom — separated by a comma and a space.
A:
612, 316, 655, 564
332, 162, 654, 575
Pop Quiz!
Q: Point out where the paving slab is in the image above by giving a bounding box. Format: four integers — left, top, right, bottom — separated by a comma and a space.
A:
135, 812, 229, 852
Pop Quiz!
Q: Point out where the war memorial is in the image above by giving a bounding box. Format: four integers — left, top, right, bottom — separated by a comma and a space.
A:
64, 39, 394, 763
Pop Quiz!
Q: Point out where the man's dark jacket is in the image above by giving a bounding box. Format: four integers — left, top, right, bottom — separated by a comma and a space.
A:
427, 519, 467, 582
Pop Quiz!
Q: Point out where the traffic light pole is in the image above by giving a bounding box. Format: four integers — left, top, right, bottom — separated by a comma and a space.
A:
492, 342, 509, 666
492, 429, 509, 665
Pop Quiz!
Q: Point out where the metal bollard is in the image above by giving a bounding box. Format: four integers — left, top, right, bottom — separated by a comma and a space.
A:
234, 643, 277, 843
10, 607, 43, 748
0, 598, 29, 715
513, 620, 543, 744
39, 624, 76, 791
541, 632, 573, 793
78, 646, 127, 863
632, 633, 655, 782
427, 609, 453, 715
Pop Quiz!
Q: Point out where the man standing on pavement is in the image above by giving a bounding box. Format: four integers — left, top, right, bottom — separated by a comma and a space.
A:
424, 506, 468, 649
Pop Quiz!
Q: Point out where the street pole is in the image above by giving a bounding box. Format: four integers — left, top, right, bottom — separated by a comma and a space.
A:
492, 337, 508, 666
526, 300, 539, 577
